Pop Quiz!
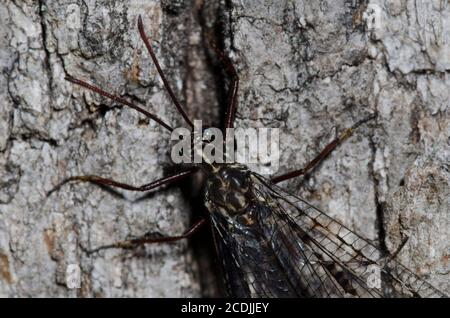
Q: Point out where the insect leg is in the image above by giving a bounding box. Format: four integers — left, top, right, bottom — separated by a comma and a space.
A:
86, 218, 207, 254
271, 114, 376, 184
205, 34, 239, 132
65, 75, 173, 132
137, 15, 193, 129
48, 169, 195, 196
387, 237, 409, 261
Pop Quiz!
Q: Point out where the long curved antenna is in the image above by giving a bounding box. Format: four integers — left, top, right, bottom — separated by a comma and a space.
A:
137, 15, 194, 129
65, 75, 173, 132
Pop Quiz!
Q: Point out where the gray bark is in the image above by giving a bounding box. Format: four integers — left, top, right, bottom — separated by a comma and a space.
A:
0, 0, 448, 297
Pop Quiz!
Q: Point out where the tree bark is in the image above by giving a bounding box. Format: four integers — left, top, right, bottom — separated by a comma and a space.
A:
0, 0, 448, 297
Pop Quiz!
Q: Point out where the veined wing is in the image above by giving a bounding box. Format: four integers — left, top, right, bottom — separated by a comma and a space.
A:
210, 215, 252, 297
210, 175, 369, 297
211, 211, 302, 297
251, 172, 447, 298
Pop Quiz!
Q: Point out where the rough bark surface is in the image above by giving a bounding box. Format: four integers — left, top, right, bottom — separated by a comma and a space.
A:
0, 0, 448, 297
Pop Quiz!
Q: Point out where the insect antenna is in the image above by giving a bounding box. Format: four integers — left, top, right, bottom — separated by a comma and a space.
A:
137, 15, 194, 129
65, 75, 173, 132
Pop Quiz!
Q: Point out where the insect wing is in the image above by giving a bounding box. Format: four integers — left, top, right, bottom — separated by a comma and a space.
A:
211, 212, 301, 297
211, 215, 252, 297
251, 173, 447, 298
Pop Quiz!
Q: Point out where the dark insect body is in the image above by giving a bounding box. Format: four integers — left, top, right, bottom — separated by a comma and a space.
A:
54, 16, 447, 298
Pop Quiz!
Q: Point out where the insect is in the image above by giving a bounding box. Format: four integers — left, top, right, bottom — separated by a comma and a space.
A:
54, 15, 447, 298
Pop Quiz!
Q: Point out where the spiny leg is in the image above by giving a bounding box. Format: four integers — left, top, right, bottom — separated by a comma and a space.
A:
48, 169, 195, 196
65, 75, 173, 132
137, 15, 193, 129
271, 114, 376, 184
205, 34, 239, 132
86, 218, 207, 254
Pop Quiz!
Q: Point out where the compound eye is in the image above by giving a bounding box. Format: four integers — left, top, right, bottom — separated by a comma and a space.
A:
225, 169, 248, 189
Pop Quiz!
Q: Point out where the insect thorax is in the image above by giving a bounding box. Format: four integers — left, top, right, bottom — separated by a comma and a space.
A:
204, 163, 257, 223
